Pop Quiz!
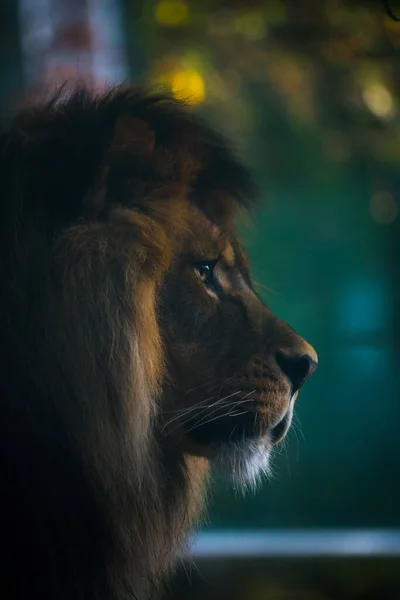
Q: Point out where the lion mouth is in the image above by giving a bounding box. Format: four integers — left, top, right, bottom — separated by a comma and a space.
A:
268, 406, 293, 444
181, 398, 295, 486
181, 392, 294, 457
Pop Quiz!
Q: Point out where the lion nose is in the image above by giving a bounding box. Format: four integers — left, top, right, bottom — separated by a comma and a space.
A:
276, 342, 318, 393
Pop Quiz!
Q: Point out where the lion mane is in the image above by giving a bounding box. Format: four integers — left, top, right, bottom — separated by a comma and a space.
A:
0, 87, 256, 600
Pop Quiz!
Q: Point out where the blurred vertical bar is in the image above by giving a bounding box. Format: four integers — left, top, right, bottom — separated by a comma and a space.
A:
86, 0, 128, 83
0, 0, 24, 116
18, 0, 128, 93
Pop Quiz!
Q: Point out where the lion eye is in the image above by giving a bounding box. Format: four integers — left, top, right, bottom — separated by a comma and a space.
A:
194, 261, 216, 286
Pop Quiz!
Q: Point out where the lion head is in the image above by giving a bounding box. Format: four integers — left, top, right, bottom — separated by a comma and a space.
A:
159, 203, 317, 485
0, 86, 317, 600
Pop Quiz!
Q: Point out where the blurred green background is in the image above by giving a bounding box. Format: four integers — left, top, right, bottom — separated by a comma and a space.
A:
2, 0, 400, 597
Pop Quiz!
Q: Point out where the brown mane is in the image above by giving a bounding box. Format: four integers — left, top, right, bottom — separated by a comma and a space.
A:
0, 86, 257, 600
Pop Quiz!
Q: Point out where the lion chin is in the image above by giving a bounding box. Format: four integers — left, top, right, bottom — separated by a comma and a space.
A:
213, 438, 273, 489
184, 405, 295, 488
0, 84, 317, 600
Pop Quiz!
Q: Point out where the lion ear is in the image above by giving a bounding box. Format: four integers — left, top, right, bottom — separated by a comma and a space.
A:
83, 115, 156, 219
3, 98, 160, 224
109, 115, 155, 155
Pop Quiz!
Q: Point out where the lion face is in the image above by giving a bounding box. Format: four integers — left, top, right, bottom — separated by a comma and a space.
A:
159, 206, 317, 485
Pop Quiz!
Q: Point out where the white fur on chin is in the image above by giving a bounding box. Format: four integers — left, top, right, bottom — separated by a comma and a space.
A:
212, 437, 272, 491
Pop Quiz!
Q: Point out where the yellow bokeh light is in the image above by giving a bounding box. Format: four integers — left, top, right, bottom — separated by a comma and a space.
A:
362, 83, 395, 119
171, 69, 205, 105
154, 0, 188, 27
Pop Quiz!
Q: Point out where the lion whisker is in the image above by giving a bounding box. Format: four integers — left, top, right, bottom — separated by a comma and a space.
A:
175, 392, 251, 431
163, 379, 236, 420
162, 376, 243, 432
291, 413, 305, 441
227, 410, 248, 417
185, 390, 256, 432
160, 395, 219, 432
229, 424, 238, 441
185, 410, 237, 433
186, 398, 255, 434
164, 391, 244, 434
163, 404, 218, 415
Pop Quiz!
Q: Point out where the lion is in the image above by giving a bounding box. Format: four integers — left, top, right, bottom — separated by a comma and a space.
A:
0, 86, 317, 600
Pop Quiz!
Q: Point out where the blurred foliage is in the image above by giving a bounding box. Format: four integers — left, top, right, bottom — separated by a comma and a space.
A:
122, 0, 400, 183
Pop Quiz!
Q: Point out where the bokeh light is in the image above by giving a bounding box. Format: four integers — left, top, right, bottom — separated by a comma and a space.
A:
362, 82, 396, 119
171, 68, 205, 104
